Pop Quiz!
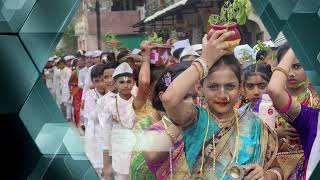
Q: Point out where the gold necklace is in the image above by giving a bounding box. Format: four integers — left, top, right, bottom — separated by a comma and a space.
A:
115, 96, 122, 125
199, 109, 240, 179
220, 110, 240, 179
115, 95, 133, 128
210, 112, 235, 128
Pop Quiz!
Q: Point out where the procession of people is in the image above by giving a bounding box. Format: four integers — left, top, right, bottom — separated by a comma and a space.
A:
42, 26, 320, 180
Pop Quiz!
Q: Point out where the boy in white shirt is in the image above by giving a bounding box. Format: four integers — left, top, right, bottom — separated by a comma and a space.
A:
56, 58, 72, 120
83, 64, 107, 176
97, 62, 136, 180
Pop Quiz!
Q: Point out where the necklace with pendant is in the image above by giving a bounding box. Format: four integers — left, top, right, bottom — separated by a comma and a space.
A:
198, 109, 240, 179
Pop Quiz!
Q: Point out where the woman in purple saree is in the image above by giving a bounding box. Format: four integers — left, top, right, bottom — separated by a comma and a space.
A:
268, 48, 320, 180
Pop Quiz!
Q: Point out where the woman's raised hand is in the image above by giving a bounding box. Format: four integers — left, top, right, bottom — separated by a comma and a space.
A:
201, 29, 236, 67
140, 41, 153, 58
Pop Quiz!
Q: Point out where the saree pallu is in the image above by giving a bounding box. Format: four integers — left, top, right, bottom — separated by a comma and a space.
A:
146, 105, 278, 179
130, 101, 157, 180
130, 116, 155, 180
145, 122, 188, 180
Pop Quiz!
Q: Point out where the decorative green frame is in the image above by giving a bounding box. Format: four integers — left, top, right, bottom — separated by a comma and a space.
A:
251, 0, 320, 179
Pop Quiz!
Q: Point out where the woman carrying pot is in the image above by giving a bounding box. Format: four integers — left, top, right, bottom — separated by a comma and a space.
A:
146, 30, 283, 179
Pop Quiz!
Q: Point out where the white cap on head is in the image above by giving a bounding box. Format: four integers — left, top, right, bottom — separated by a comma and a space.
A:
112, 62, 133, 79
132, 48, 141, 55
85, 51, 93, 57
48, 57, 55, 62
179, 46, 200, 61
64, 55, 75, 61
234, 44, 254, 63
93, 50, 103, 57
54, 57, 61, 63
191, 44, 202, 52
171, 39, 190, 58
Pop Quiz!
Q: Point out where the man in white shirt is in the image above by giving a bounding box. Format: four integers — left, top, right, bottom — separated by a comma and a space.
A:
83, 50, 103, 95
82, 51, 94, 96
79, 53, 91, 126
56, 58, 72, 120
83, 64, 107, 177
78, 56, 89, 90
53, 58, 61, 105
97, 62, 136, 180
44, 57, 55, 99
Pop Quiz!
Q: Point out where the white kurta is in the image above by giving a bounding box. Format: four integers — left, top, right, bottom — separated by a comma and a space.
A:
44, 68, 55, 98
79, 66, 89, 125
83, 89, 104, 169
53, 67, 61, 105
97, 93, 135, 175
57, 67, 72, 105
83, 65, 95, 96
78, 66, 89, 94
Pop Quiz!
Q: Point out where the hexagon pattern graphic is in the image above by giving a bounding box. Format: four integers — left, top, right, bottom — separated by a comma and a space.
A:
0, 0, 319, 179
251, 0, 320, 179
251, 0, 320, 93
0, 0, 99, 179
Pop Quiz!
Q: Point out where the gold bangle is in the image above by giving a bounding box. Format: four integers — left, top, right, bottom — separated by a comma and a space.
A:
192, 62, 203, 79
273, 67, 289, 78
194, 58, 209, 78
165, 130, 177, 144
268, 169, 282, 180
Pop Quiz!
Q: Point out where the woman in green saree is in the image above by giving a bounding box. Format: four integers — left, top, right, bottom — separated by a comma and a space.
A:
150, 30, 283, 179
129, 41, 165, 180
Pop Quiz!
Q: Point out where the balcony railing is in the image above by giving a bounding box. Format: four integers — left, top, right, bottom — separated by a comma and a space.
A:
145, 0, 177, 16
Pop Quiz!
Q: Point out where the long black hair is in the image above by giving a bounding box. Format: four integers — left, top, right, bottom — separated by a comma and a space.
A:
152, 62, 191, 112
201, 55, 242, 85
242, 63, 272, 84
276, 42, 290, 63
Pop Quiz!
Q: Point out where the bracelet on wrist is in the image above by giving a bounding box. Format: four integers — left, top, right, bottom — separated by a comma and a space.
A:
192, 62, 204, 79
273, 67, 289, 78
267, 169, 282, 180
194, 58, 209, 78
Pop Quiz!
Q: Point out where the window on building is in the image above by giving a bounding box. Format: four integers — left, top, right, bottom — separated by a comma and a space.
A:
111, 0, 145, 11
256, 32, 264, 41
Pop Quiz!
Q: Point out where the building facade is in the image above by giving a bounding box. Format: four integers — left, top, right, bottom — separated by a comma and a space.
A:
75, 0, 146, 51
137, 0, 270, 46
